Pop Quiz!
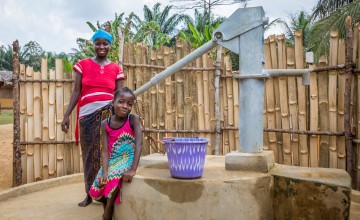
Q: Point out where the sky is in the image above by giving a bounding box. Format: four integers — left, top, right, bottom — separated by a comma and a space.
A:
0, 0, 318, 54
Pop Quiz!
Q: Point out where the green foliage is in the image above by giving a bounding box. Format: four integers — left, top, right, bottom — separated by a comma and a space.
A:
44, 52, 73, 73
309, 0, 360, 58
267, 11, 313, 50
0, 45, 13, 70
131, 3, 189, 48
312, 0, 355, 20
180, 22, 219, 48
180, 9, 224, 48
132, 20, 171, 49
0, 41, 46, 71
20, 41, 44, 71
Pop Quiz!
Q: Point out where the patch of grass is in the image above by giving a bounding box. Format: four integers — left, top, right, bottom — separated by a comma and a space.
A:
0, 109, 13, 125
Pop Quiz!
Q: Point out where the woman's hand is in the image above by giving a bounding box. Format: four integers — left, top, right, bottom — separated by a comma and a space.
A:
61, 115, 70, 133
122, 169, 136, 182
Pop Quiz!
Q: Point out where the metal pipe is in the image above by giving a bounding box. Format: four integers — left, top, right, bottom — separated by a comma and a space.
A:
263, 69, 310, 76
264, 69, 310, 85
134, 40, 217, 96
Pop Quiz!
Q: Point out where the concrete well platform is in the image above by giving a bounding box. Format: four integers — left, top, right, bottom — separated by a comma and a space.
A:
114, 154, 274, 220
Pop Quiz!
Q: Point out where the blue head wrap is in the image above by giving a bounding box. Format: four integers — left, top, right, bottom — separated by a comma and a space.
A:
92, 29, 112, 44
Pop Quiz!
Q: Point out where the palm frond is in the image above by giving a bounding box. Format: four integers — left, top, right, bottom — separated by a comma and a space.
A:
309, 0, 360, 58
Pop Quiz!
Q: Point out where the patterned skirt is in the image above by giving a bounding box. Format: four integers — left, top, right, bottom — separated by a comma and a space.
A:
79, 104, 112, 194
89, 133, 135, 204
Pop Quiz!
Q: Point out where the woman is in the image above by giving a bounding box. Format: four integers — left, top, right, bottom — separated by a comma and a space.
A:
61, 29, 124, 207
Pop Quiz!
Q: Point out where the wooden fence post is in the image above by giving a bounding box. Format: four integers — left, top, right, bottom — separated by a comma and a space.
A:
12, 40, 21, 186
214, 46, 222, 155
344, 16, 356, 188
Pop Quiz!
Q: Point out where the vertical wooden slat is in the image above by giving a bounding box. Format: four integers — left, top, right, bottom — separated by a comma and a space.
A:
286, 46, 299, 165
183, 42, 193, 136
196, 55, 205, 142
127, 43, 135, 90
294, 30, 307, 167
309, 63, 318, 167
175, 39, 185, 137
164, 47, 174, 137
55, 59, 64, 177
264, 37, 279, 162
25, 66, 34, 183
329, 30, 339, 168
353, 24, 359, 63
208, 55, 216, 151
221, 54, 229, 154
191, 48, 199, 135
71, 70, 80, 173
337, 39, 346, 169
318, 56, 329, 168
33, 71, 42, 180
150, 49, 158, 153
202, 54, 212, 153
135, 43, 143, 112
277, 35, 290, 165
142, 43, 151, 155
41, 58, 49, 179
63, 67, 72, 175
19, 64, 27, 184
134, 43, 145, 153
157, 46, 166, 144
269, 35, 282, 163
48, 69, 56, 177
232, 57, 240, 151
224, 55, 235, 152
123, 43, 129, 87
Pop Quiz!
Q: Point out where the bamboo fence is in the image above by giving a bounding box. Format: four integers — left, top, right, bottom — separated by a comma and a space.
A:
12, 25, 360, 188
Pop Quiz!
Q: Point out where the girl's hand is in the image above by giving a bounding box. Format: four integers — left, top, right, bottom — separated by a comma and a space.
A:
99, 172, 108, 187
123, 169, 136, 182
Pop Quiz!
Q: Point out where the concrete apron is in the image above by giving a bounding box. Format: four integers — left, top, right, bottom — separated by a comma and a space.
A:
114, 153, 351, 220
115, 154, 274, 220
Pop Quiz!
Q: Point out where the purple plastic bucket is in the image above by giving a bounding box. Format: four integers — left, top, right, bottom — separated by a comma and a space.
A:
162, 137, 208, 179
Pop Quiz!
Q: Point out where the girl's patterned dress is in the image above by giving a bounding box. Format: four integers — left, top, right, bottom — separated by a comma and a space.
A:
89, 114, 135, 204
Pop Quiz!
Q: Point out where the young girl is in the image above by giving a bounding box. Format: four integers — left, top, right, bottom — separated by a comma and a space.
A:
89, 87, 143, 220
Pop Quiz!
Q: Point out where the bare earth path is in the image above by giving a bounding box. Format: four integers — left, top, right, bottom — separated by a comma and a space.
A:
0, 124, 13, 190
0, 182, 102, 220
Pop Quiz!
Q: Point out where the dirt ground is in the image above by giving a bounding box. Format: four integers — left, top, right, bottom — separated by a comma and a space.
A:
0, 124, 13, 190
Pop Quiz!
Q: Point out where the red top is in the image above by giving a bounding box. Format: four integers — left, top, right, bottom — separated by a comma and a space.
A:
73, 58, 124, 117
